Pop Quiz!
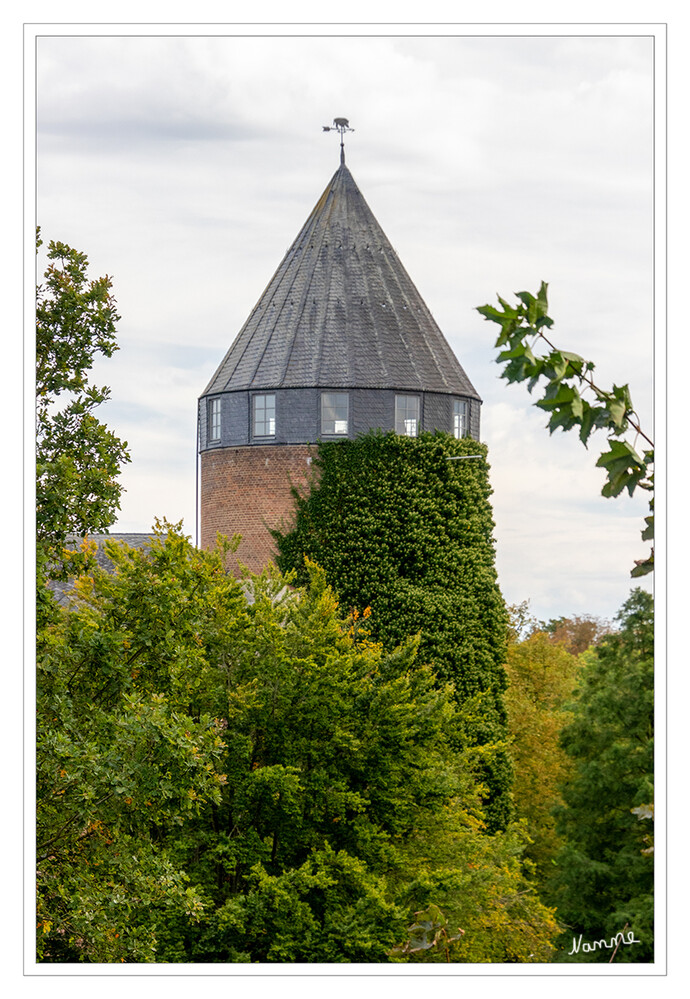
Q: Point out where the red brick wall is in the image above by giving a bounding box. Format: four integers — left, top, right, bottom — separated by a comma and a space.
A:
200, 445, 315, 573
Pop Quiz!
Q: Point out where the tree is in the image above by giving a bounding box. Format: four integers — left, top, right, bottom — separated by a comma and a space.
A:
275, 430, 513, 834
540, 614, 613, 655
36, 524, 240, 962
503, 622, 580, 882
36, 230, 130, 585
476, 283, 654, 576
548, 588, 654, 962
389, 819, 560, 964
38, 524, 558, 964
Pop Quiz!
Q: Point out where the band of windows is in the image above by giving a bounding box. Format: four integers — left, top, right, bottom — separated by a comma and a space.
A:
207, 392, 469, 444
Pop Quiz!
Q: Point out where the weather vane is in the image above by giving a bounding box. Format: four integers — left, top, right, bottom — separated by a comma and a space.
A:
322, 117, 354, 165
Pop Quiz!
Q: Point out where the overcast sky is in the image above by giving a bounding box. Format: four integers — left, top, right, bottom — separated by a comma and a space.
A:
33, 25, 659, 624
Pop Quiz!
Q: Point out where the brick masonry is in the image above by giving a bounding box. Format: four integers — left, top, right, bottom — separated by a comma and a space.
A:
200, 444, 316, 573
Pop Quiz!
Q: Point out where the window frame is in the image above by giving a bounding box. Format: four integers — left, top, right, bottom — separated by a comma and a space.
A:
395, 394, 420, 437
208, 396, 222, 443
453, 399, 468, 440
252, 393, 276, 439
320, 391, 350, 437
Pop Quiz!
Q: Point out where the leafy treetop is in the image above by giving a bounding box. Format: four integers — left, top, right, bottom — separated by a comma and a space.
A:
36, 230, 130, 586
37, 524, 559, 964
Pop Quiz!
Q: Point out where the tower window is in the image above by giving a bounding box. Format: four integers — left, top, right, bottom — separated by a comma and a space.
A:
321, 392, 349, 435
395, 394, 420, 437
253, 394, 276, 437
453, 399, 468, 439
208, 397, 221, 442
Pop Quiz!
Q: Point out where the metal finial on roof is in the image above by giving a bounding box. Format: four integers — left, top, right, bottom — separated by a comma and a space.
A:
322, 117, 354, 165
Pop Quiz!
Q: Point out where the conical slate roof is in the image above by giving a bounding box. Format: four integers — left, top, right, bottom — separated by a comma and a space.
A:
203, 162, 479, 400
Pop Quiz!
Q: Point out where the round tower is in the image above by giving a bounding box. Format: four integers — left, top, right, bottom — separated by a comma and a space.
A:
198, 141, 481, 571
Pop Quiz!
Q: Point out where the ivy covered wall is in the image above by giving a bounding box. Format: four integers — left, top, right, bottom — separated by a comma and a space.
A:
275, 430, 512, 832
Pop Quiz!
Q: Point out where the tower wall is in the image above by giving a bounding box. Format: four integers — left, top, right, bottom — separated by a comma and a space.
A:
200, 444, 314, 573
199, 162, 482, 573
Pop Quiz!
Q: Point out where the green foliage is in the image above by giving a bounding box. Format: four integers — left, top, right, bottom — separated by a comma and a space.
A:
504, 624, 580, 882
38, 526, 558, 964
477, 283, 654, 576
274, 430, 512, 833
37, 522, 241, 962
390, 903, 466, 962
205, 845, 407, 963
390, 815, 560, 963
36, 230, 130, 585
548, 589, 654, 962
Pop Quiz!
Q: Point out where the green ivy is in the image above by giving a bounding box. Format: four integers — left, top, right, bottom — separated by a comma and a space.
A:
275, 430, 512, 833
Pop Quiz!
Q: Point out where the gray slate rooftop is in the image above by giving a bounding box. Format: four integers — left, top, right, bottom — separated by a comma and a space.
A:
203, 163, 479, 400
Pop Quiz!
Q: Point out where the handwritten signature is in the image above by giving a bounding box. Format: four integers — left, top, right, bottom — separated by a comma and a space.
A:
569, 930, 641, 956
